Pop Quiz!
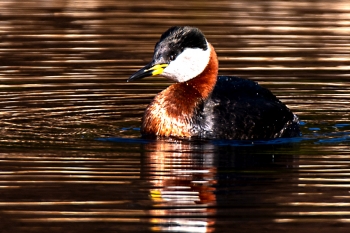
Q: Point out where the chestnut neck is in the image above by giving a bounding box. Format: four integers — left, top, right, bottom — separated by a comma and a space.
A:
165, 43, 219, 116
184, 43, 218, 101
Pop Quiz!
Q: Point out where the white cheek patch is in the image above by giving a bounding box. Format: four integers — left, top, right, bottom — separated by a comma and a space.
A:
162, 42, 211, 82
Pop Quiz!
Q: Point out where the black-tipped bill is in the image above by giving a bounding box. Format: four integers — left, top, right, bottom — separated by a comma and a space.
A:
127, 63, 168, 82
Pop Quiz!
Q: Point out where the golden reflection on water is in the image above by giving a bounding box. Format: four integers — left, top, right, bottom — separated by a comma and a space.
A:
143, 141, 216, 233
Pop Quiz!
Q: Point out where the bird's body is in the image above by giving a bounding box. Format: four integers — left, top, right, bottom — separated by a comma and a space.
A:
198, 76, 299, 139
128, 26, 300, 140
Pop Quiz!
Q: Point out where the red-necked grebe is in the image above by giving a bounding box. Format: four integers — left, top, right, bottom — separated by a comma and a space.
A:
128, 26, 300, 140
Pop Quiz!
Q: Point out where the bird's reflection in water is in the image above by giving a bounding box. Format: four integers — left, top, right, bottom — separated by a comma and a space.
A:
141, 140, 217, 233
141, 139, 297, 232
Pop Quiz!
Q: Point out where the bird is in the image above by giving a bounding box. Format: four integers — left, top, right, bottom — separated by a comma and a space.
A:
128, 26, 300, 140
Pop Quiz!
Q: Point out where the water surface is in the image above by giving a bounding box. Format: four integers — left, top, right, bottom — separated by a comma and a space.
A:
1, 0, 350, 232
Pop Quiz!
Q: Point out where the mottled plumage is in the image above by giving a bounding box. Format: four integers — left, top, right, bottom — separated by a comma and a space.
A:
197, 76, 300, 139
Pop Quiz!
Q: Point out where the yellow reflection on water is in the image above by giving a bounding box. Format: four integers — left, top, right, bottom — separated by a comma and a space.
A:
143, 140, 216, 233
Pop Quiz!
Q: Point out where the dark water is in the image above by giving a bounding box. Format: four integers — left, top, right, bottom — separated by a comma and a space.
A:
1, 0, 350, 232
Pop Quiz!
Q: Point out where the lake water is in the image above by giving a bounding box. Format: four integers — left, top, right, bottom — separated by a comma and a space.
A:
1, 0, 350, 232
